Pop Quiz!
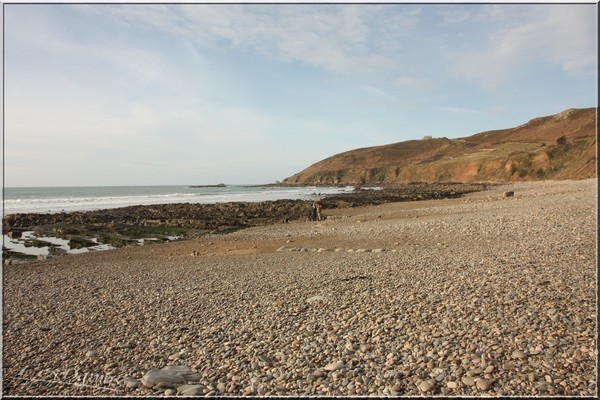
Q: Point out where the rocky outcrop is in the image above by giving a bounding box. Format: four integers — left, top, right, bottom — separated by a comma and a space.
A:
3, 183, 487, 252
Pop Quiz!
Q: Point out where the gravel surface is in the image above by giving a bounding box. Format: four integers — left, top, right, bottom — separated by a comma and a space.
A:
2, 179, 596, 396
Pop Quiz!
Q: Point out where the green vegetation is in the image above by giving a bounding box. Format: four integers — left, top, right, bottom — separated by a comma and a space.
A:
97, 233, 133, 247
211, 225, 248, 235
141, 226, 189, 237
68, 236, 97, 249
23, 238, 55, 248
4, 250, 38, 261
510, 152, 534, 178
286, 107, 596, 184
545, 140, 573, 173
556, 135, 567, 146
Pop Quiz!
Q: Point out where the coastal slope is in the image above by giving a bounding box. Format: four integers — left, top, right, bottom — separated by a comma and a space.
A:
282, 107, 597, 185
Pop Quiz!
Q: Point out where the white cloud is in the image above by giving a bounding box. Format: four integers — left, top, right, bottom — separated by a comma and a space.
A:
541, 6, 597, 76
440, 8, 474, 25
85, 4, 400, 75
394, 76, 435, 92
448, 5, 597, 89
369, 7, 422, 54
359, 85, 398, 103
4, 4, 596, 187
434, 107, 480, 115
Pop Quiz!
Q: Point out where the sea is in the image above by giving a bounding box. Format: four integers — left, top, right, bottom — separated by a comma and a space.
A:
3, 185, 356, 257
2, 185, 355, 215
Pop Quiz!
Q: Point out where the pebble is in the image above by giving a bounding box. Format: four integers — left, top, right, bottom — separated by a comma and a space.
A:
503, 362, 515, 371
85, 350, 98, 358
476, 379, 490, 391
123, 377, 139, 389
312, 369, 327, 378
177, 384, 205, 396
512, 350, 527, 359
306, 296, 326, 303
419, 380, 434, 392
2, 179, 596, 397
462, 376, 475, 386
324, 362, 345, 371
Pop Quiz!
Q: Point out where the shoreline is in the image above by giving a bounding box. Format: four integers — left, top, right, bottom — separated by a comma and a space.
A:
2, 178, 596, 396
2, 182, 488, 264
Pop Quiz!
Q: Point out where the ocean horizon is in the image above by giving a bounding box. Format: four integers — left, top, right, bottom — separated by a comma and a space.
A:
3, 184, 355, 215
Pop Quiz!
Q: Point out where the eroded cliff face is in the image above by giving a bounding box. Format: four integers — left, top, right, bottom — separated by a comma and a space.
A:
283, 107, 597, 185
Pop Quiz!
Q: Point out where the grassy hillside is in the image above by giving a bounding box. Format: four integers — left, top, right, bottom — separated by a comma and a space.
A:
282, 107, 597, 184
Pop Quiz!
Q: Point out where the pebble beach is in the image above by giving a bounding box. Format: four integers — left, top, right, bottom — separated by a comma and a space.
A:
2, 178, 597, 397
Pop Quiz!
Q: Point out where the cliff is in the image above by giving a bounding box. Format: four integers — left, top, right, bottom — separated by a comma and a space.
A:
282, 107, 597, 184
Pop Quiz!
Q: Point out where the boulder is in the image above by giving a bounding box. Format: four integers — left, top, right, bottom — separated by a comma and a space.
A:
7, 231, 22, 239
140, 365, 200, 389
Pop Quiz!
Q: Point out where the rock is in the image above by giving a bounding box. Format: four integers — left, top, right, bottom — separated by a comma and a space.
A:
511, 350, 527, 359
502, 361, 515, 370
360, 344, 372, 352
435, 371, 447, 382
324, 362, 345, 371
312, 369, 327, 378
461, 376, 475, 386
419, 380, 434, 392
85, 350, 98, 358
140, 365, 198, 389
257, 355, 273, 365
503, 191, 515, 197
123, 377, 139, 389
177, 385, 206, 396
447, 381, 457, 389
345, 342, 357, 352
48, 246, 67, 256
476, 379, 490, 391
67, 236, 97, 249
7, 231, 22, 239
306, 296, 326, 303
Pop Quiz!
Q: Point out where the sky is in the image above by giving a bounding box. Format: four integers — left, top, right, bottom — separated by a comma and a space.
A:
2, 3, 598, 187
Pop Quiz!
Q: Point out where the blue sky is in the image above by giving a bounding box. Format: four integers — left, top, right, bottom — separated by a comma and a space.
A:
3, 3, 598, 187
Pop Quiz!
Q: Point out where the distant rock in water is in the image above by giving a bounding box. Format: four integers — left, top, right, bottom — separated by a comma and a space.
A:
188, 183, 226, 188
